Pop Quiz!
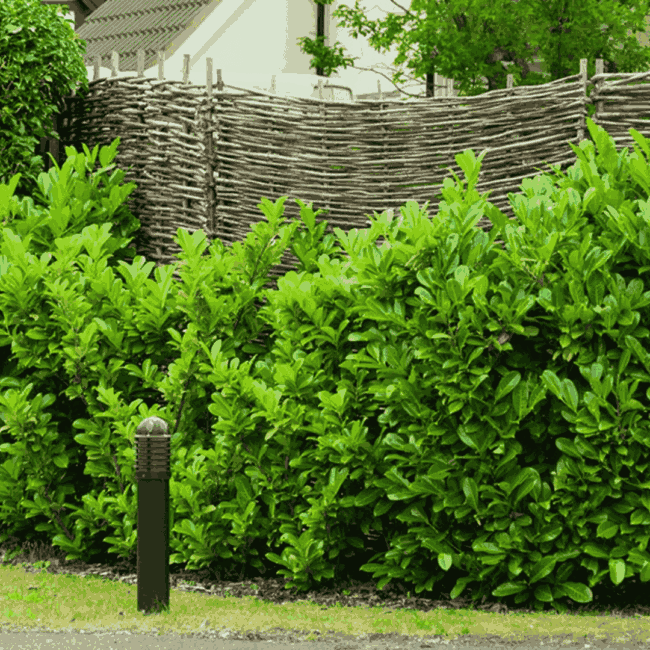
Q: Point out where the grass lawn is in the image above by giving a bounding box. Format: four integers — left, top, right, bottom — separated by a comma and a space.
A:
0, 535, 649, 645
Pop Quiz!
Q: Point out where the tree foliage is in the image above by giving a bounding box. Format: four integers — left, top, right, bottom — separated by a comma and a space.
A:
0, 0, 91, 199
298, 0, 650, 98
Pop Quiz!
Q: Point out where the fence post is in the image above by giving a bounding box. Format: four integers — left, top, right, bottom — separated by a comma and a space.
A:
135, 416, 171, 615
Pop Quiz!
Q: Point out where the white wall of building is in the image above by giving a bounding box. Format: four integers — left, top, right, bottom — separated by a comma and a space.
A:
79, 0, 650, 102
82, 0, 430, 102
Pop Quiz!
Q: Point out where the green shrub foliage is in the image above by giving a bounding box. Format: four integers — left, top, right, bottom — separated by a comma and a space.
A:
1, 117, 650, 615
0, 0, 90, 202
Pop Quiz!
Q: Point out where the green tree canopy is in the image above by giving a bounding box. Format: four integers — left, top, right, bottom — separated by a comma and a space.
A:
0, 0, 91, 199
298, 0, 650, 98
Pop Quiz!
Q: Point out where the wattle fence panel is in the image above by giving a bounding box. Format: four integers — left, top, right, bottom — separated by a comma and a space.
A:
28, 53, 650, 296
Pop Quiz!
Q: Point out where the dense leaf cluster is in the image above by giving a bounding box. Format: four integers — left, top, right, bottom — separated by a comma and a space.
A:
1, 116, 650, 615
298, 0, 650, 99
0, 0, 90, 201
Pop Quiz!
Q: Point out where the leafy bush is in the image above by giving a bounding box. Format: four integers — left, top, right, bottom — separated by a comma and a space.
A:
1, 117, 650, 616
0, 0, 90, 201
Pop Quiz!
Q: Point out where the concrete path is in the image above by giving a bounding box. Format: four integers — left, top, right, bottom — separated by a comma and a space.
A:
0, 626, 645, 650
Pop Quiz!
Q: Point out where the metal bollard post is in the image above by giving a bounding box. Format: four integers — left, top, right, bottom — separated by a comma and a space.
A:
135, 416, 171, 615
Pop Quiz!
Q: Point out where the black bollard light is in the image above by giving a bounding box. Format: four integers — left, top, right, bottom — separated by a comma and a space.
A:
135, 416, 171, 615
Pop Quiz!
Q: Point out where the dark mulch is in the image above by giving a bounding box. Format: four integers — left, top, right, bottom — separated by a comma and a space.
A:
1, 532, 650, 648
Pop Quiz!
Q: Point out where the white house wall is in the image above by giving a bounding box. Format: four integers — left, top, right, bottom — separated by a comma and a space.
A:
79, 0, 650, 101
81, 0, 434, 101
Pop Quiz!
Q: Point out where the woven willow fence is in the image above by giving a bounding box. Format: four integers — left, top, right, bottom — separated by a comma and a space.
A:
52, 52, 650, 302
